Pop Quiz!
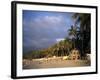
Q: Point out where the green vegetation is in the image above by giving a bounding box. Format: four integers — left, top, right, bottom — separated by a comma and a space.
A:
23, 38, 73, 59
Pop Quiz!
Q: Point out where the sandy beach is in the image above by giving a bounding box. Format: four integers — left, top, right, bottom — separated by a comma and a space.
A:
23, 57, 90, 69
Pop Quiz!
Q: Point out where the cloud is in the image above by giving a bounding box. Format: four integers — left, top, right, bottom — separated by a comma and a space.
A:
56, 38, 65, 42
23, 11, 74, 53
29, 15, 66, 28
23, 15, 68, 39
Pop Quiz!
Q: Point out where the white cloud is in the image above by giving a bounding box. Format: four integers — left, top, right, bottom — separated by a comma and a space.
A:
56, 38, 65, 42
44, 15, 63, 23
29, 15, 65, 28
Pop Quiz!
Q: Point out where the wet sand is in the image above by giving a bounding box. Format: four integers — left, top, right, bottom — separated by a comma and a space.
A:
23, 57, 90, 69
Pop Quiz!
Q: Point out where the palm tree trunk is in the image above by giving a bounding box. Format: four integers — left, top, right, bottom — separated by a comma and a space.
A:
74, 39, 75, 49
82, 32, 84, 59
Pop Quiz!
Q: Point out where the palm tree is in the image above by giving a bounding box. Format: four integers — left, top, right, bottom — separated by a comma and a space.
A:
64, 38, 73, 55
72, 13, 91, 56
68, 25, 77, 49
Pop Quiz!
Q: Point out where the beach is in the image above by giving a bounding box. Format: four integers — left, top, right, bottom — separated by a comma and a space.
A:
23, 57, 90, 69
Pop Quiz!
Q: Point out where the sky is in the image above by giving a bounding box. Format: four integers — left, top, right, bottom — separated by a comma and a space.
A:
23, 10, 75, 53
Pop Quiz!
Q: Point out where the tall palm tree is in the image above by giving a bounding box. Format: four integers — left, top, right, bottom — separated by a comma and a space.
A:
72, 13, 91, 56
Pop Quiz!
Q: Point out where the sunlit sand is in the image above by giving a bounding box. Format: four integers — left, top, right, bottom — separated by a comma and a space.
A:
23, 56, 90, 69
